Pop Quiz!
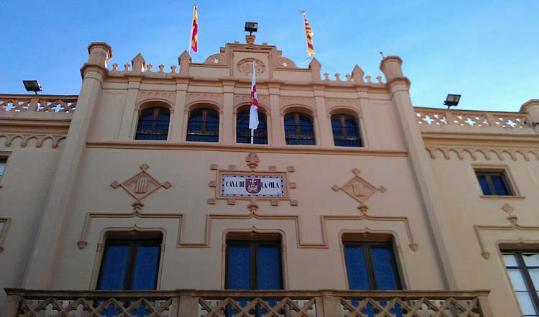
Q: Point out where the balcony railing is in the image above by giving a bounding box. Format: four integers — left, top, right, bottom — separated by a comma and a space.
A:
415, 107, 531, 130
4, 288, 492, 317
0, 95, 77, 113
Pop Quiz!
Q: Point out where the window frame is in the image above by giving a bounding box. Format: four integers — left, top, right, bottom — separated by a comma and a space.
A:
96, 233, 163, 291
342, 238, 403, 290
502, 250, 539, 316
474, 168, 515, 196
225, 237, 283, 290
330, 113, 363, 147
134, 106, 171, 141
283, 111, 316, 145
186, 107, 220, 142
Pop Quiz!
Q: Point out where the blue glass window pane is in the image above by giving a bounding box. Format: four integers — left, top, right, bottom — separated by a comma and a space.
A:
227, 244, 251, 289
187, 109, 219, 142
284, 112, 315, 145
236, 110, 268, 144
135, 107, 169, 140
371, 246, 400, 290
98, 245, 130, 290
131, 245, 160, 290
491, 175, 509, 195
477, 175, 491, 195
344, 244, 370, 290
256, 245, 282, 289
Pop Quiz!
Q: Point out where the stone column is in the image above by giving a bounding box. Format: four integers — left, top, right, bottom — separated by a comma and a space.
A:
380, 56, 457, 289
22, 42, 112, 288
521, 99, 539, 133
268, 83, 283, 146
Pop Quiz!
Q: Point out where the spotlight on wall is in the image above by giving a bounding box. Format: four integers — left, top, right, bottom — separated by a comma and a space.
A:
244, 22, 258, 35
23, 80, 42, 95
444, 94, 461, 109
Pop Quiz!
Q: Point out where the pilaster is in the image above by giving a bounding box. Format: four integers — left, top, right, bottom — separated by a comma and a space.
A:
171, 80, 189, 142
268, 83, 284, 146
222, 81, 235, 144
313, 85, 332, 146
22, 42, 111, 289
117, 78, 141, 140
380, 56, 457, 289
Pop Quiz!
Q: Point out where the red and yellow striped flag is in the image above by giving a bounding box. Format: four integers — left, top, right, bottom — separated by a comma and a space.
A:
190, 4, 198, 53
302, 12, 315, 56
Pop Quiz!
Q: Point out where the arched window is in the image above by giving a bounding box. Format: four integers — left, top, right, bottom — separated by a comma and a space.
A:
186, 108, 219, 142
135, 106, 170, 140
284, 112, 315, 145
331, 113, 362, 147
236, 107, 268, 144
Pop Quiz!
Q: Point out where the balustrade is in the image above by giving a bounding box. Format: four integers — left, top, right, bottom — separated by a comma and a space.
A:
415, 107, 530, 130
4, 288, 492, 317
0, 95, 77, 113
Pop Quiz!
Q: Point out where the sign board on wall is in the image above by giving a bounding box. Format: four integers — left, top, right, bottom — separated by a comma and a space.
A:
218, 172, 288, 199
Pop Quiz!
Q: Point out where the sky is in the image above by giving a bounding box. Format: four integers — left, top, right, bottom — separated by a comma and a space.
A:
1, 1, 538, 111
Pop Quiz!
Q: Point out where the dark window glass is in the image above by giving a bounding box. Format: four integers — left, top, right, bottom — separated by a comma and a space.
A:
344, 242, 401, 290
475, 170, 513, 196
236, 109, 268, 144
186, 108, 219, 142
97, 238, 161, 290
502, 251, 539, 316
0, 157, 7, 177
135, 107, 170, 140
226, 240, 282, 290
331, 114, 362, 147
284, 112, 315, 145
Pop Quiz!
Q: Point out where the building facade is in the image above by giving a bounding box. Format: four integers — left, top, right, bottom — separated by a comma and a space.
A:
1, 36, 539, 316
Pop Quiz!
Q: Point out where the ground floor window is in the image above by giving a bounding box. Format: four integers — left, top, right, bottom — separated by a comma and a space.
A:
97, 233, 162, 290
226, 235, 283, 290
503, 250, 539, 317
343, 241, 401, 290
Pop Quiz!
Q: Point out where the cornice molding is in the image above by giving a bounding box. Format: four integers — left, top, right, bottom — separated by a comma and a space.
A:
86, 141, 408, 157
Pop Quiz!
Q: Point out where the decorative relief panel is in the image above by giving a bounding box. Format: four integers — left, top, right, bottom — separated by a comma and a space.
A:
325, 98, 360, 109
279, 96, 316, 109
208, 152, 297, 211
186, 92, 223, 107
204, 53, 226, 65
237, 58, 265, 76
426, 145, 539, 161
111, 164, 171, 211
0, 134, 66, 148
332, 168, 386, 213
137, 90, 176, 105
234, 94, 269, 107
474, 203, 539, 259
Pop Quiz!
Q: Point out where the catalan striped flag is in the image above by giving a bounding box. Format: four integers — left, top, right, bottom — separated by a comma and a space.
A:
302, 12, 315, 56
190, 4, 198, 53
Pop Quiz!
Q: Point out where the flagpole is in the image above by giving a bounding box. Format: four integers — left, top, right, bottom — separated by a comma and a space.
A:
250, 129, 254, 144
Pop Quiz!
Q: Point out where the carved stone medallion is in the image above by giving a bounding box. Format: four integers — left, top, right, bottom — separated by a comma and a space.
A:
332, 168, 385, 212
111, 164, 171, 210
237, 58, 265, 76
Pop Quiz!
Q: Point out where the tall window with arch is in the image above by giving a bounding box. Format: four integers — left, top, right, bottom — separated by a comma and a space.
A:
236, 106, 268, 144
186, 107, 219, 142
134, 106, 170, 140
284, 111, 315, 145
331, 113, 362, 147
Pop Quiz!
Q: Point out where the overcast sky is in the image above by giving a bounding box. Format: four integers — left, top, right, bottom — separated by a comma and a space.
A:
1, 0, 538, 111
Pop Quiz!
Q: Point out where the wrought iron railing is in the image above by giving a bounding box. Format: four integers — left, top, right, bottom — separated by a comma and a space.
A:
4, 288, 492, 317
